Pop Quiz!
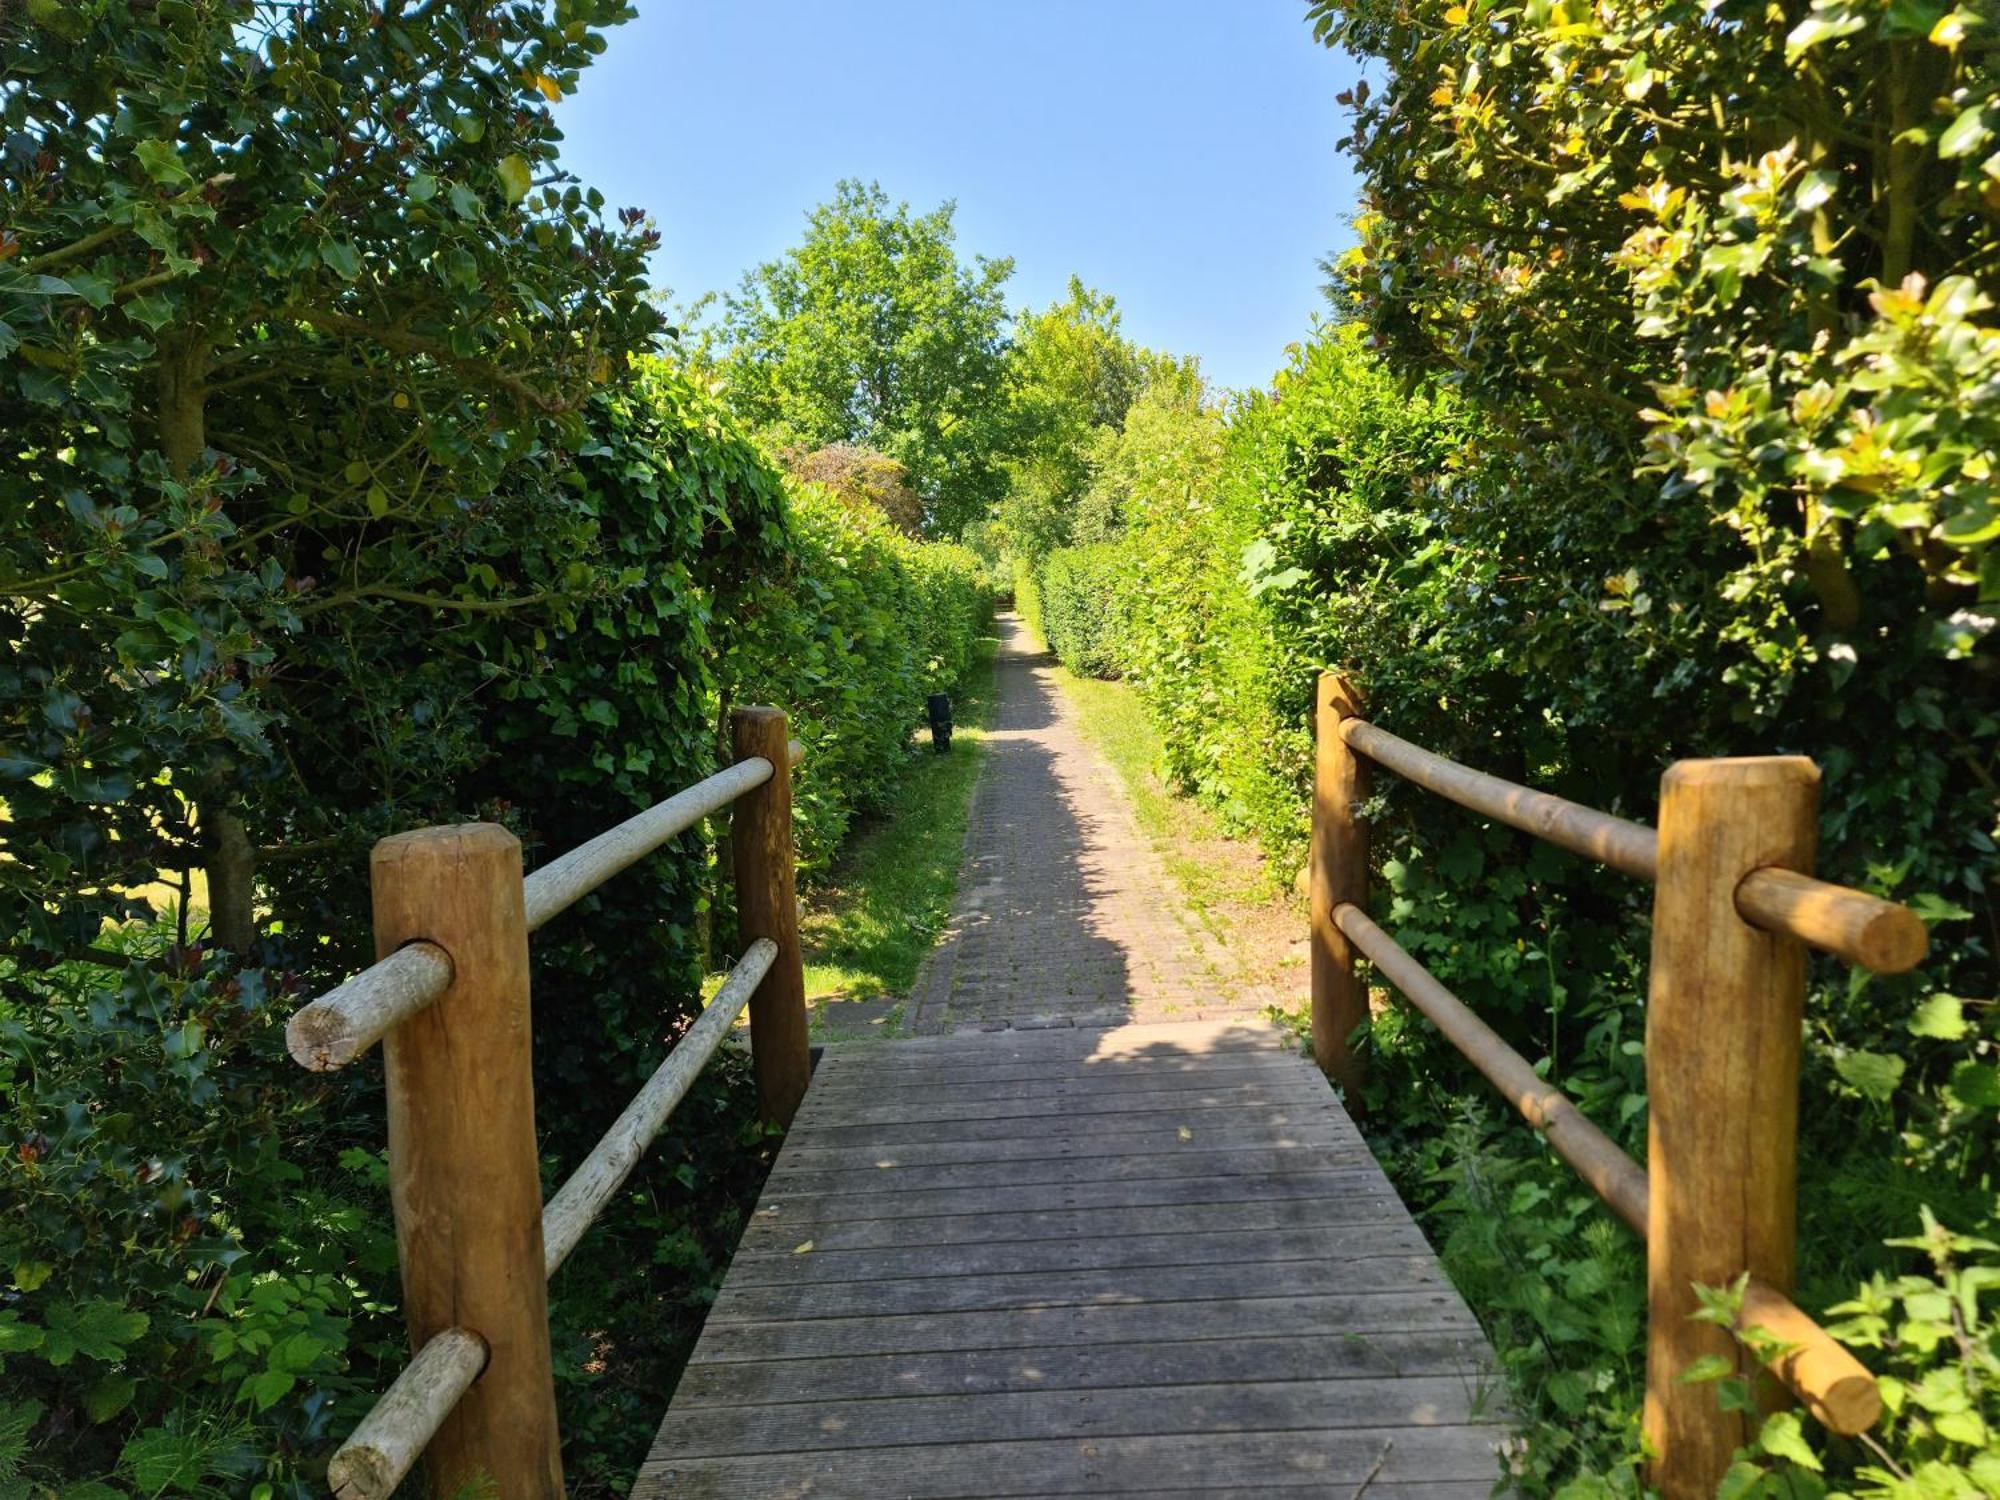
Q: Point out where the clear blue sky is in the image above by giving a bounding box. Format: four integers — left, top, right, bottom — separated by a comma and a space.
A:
552, 1, 1366, 393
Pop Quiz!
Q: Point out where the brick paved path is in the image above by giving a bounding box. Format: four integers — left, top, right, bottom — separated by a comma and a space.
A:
908, 614, 1261, 1033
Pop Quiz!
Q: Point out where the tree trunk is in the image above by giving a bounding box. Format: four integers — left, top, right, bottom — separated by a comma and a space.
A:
159, 332, 259, 952
204, 807, 257, 954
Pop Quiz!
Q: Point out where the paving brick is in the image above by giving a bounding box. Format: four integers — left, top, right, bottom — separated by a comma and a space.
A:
909, 615, 1264, 1033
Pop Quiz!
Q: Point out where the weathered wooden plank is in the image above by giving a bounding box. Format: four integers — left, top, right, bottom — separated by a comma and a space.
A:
724, 1223, 1433, 1285
806, 1084, 1330, 1131
712, 1255, 1449, 1323
741, 1166, 1400, 1225
814, 1020, 1289, 1063
787, 1100, 1354, 1150
631, 1425, 1505, 1497
732, 1192, 1419, 1253
765, 1144, 1376, 1199
695, 1289, 1481, 1360
773, 1117, 1366, 1168
804, 1056, 1320, 1104
654, 1375, 1488, 1458
667, 1329, 1495, 1408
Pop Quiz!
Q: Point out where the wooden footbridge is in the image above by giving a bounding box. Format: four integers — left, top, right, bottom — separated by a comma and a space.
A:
286, 688, 1927, 1499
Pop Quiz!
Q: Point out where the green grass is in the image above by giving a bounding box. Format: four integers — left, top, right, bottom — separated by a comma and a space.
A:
1053, 670, 1287, 919
1046, 657, 1309, 1017
797, 635, 998, 1028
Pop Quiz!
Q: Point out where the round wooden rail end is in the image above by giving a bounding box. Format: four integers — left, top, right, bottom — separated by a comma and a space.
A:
286, 940, 453, 1071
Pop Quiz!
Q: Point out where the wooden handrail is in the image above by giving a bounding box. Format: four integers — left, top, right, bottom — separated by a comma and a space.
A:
542, 938, 777, 1275
285, 743, 811, 1073
1311, 677, 1921, 1496
323, 938, 780, 1496
1338, 717, 1925, 973
1333, 903, 1881, 1436
294, 709, 812, 1499
287, 940, 454, 1072
325, 1328, 488, 1500
1339, 717, 1658, 880
1334, 903, 1647, 1233
524, 755, 776, 932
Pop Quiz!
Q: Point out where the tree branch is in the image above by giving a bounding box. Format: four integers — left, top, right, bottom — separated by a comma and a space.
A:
285, 307, 575, 413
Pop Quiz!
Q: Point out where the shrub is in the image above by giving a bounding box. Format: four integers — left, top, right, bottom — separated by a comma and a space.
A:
1113, 304, 1996, 1489
725, 480, 991, 874
1036, 544, 1129, 679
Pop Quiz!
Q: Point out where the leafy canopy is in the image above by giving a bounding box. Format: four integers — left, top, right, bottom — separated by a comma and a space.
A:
714, 179, 1015, 537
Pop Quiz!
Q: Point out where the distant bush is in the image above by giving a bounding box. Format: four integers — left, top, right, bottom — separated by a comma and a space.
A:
1034, 544, 1129, 680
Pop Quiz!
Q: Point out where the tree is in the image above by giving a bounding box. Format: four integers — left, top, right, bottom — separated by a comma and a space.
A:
998, 278, 1154, 558
783, 442, 925, 536
716, 180, 1016, 536
0, 0, 661, 958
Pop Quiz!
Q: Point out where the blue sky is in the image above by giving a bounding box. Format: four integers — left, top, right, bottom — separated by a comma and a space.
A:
552, 1, 1366, 393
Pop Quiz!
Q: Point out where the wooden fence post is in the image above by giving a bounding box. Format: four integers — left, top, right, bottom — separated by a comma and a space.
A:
372, 823, 563, 1499
731, 706, 811, 1127
1644, 758, 1819, 1497
1310, 672, 1370, 1102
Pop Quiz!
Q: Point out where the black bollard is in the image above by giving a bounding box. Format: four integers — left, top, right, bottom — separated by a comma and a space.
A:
926, 693, 953, 753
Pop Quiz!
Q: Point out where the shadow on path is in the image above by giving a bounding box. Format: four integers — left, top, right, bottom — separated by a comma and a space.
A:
908, 614, 1254, 1033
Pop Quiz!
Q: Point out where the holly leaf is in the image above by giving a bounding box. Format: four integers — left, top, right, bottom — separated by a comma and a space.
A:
497, 155, 532, 207
133, 139, 191, 185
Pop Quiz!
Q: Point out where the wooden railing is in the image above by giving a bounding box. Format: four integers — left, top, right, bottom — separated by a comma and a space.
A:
285, 706, 811, 1500
1306, 674, 1929, 1500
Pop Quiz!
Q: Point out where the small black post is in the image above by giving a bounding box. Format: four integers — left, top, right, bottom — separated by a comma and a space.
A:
926, 693, 953, 753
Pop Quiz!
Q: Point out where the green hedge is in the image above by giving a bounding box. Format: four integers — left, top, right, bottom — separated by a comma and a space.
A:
1034, 544, 1127, 679
1109, 320, 1998, 1489
728, 481, 991, 874
0, 358, 990, 1494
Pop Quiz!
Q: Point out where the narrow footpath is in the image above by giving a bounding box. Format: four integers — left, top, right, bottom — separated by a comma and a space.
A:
910, 613, 1251, 1032
635, 612, 1504, 1497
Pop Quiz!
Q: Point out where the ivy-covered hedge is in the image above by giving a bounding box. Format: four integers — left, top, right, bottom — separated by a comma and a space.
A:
1032, 544, 1127, 680
0, 355, 990, 1494
728, 482, 991, 874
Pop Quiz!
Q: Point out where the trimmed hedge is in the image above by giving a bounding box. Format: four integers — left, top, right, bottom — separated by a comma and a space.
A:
728, 481, 991, 874
1034, 544, 1127, 680
0, 355, 990, 1494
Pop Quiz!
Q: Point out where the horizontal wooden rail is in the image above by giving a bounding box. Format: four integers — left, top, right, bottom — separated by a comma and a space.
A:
1339, 718, 1658, 879
1338, 718, 1924, 973
327, 1327, 488, 1500
287, 941, 453, 1072
542, 938, 776, 1275
321, 939, 780, 1494
1332, 901, 1882, 1437
1334, 904, 1646, 1233
285, 746, 810, 1073
523, 756, 776, 932
297, 705, 810, 1498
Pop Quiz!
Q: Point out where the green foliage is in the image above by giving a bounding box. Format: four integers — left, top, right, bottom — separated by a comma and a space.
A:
1033, 544, 1129, 680
0, 0, 662, 957
712, 180, 1016, 537
1094, 2, 2000, 1477
1, 935, 389, 1494
727, 481, 993, 874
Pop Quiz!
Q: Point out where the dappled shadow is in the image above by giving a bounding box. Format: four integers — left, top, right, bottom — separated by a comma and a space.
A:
908, 614, 1237, 1033
644, 1016, 1506, 1496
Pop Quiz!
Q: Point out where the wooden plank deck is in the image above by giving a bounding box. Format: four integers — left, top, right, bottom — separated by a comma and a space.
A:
633, 1018, 1506, 1498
